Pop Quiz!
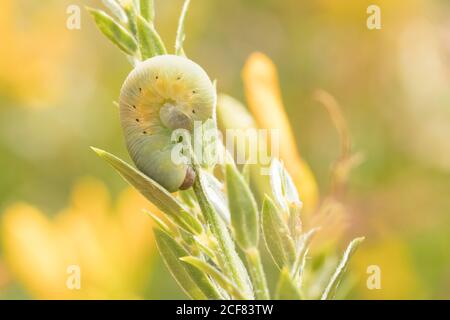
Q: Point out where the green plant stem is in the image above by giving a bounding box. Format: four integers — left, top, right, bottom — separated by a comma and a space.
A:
193, 175, 254, 299
244, 247, 270, 300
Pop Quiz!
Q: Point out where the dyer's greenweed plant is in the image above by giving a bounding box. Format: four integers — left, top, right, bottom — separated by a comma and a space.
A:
87, 0, 364, 300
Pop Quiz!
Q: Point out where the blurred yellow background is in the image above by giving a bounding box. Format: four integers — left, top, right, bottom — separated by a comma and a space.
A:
0, 0, 449, 299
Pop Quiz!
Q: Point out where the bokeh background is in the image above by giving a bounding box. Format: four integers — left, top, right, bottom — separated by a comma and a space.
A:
1, 0, 449, 299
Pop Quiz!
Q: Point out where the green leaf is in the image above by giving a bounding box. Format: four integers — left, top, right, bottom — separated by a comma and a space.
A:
261, 196, 296, 269
175, 0, 191, 56
192, 235, 216, 262
193, 174, 254, 299
154, 229, 223, 300
275, 267, 302, 300
91, 147, 203, 235
142, 208, 174, 236
140, 0, 155, 23
225, 163, 259, 250
201, 170, 230, 224
197, 119, 219, 169
137, 15, 167, 60
101, 0, 128, 23
133, 0, 140, 11
291, 228, 319, 280
244, 247, 270, 300
178, 188, 198, 208
321, 237, 365, 300
241, 162, 251, 184
288, 202, 302, 241
269, 158, 302, 214
180, 256, 247, 300
122, 2, 138, 36
86, 7, 138, 55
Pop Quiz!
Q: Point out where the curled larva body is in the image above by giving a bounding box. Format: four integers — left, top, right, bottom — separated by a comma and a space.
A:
119, 55, 216, 192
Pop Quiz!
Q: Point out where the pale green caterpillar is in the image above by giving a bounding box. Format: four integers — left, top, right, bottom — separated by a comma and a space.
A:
119, 54, 216, 192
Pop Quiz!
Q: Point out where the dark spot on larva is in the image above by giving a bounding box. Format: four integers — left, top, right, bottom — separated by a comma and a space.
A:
139, 88, 142, 92
192, 109, 196, 114
143, 131, 147, 134
155, 76, 159, 80
132, 105, 136, 109
178, 136, 183, 143
177, 76, 181, 80
136, 119, 140, 122
192, 90, 196, 94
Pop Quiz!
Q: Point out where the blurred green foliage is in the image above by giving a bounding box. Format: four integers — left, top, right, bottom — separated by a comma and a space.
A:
1, 0, 450, 299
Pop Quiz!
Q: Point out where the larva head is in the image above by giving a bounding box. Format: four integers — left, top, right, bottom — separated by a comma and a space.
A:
119, 55, 216, 192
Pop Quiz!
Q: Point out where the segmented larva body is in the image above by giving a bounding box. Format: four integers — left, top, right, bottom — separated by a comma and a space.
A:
119, 55, 216, 192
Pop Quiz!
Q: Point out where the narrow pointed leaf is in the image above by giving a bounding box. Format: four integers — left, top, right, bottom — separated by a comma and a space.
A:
175, 0, 191, 56
91, 147, 202, 234
101, 0, 128, 23
226, 163, 259, 250
291, 228, 319, 279
193, 236, 216, 262
180, 256, 247, 300
262, 196, 296, 269
122, 1, 138, 36
140, 0, 155, 22
154, 229, 222, 300
321, 237, 365, 300
132, 0, 140, 11
87, 7, 138, 55
269, 158, 302, 214
288, 202, 303, 241
201, 170, 230, 224
197, 119, 219, 169
275, 267, 302, 300
242, 162, 251, 184
244, 247, 270, 300
178, 189, 198, 208
193, 174, 254, 299
142, 209, 174, 236
137, 15, 167, 59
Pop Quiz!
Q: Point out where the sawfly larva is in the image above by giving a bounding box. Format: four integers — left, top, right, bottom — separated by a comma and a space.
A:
119, 54, 216, 192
